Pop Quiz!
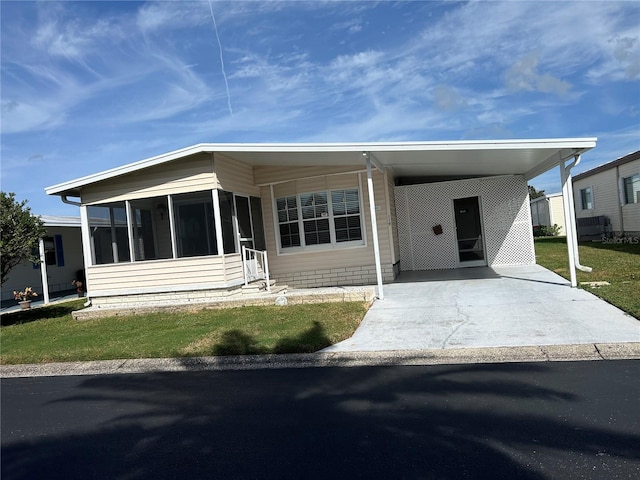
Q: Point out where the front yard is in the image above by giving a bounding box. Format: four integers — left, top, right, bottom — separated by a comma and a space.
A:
0, 300, 368, 365
534, 237, 640, 319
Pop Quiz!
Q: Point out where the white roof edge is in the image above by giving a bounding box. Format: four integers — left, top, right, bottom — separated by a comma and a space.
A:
39, 215, 81, 227
45, 138, 598, 195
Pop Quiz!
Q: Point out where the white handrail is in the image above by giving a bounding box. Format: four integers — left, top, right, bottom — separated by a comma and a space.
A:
241, 246, 270, 292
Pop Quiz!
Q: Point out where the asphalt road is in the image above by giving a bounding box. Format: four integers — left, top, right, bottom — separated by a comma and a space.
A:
2, 360, 640, 480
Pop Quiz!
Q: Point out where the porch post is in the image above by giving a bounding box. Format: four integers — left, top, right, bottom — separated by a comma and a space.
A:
79, 205, 93, 297
365, 152, 384, 300
38, 237, 50, 304
559, 160, 578, 287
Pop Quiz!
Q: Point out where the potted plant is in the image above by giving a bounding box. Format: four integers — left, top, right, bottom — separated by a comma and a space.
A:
72, 279, 85, 297
13, 287, 38, 310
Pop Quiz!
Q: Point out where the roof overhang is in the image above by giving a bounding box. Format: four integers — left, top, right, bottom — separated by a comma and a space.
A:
45, 138, 597, 197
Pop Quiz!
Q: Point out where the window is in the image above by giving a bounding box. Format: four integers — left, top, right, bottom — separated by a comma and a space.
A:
624, 174, 639, 204
218, 191, 237, 254
173, 192, 217, 257
43, 237, 57, 266
88, 203, 131, 264
276, 188, 363, 251
580, 187, 593, 210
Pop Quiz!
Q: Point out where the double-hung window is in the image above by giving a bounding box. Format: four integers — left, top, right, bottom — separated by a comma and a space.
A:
623, 174, 639, 204
580, 187, 593, 210
276, 188, 364, 251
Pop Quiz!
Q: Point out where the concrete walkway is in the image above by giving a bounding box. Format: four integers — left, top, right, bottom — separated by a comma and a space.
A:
323, 265, 640, 352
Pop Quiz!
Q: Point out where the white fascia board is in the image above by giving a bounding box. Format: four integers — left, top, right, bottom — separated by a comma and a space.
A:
45, 138, 598, 196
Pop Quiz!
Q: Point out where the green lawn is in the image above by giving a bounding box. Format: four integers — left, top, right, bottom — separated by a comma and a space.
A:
535, 237, 640, 319
0, 300, 368, 365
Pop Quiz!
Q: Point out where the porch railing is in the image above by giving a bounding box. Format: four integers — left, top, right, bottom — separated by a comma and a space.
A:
241, 246, 271, 293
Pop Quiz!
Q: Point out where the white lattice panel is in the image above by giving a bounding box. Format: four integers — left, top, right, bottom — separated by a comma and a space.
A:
481, 176, 535, 266
395, 175, 534, 271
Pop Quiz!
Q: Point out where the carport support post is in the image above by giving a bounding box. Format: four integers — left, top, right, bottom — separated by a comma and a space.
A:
365, 152, 384, 300
560, 159, 578, 287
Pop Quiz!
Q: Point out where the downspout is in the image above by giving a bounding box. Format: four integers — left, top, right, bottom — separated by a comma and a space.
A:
565, 155, 593, 273
61, 195, 82, 207
616, 165, 625, 236
560, 159, 578, 287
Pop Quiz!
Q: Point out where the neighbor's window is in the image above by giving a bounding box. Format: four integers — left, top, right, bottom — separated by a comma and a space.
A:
172, 191, 218, 257
276, 188, 363, 251
87, 203, 131, 264
623, 174, 639, 204
580, 187, 593, 210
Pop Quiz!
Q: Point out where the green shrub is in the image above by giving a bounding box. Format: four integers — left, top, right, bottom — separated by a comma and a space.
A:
533, 224, 561, 237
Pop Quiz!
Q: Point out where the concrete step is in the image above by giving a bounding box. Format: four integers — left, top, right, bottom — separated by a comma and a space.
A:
241, 279, 277, 293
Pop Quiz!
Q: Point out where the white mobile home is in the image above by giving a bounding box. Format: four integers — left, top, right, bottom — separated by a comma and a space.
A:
45, 139, 596, 308
1, 215, 84, 304
530, 193, 567, 235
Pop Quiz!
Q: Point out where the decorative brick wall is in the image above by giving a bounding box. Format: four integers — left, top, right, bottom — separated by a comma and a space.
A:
273, 264, 396, 288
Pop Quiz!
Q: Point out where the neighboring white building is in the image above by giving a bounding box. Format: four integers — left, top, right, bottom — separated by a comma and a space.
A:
530, 192, 567, 235
1, 215, 85, 303
573, 150, 640, 237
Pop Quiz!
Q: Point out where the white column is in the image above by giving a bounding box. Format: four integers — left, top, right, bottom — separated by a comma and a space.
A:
109, 207, 119, 263
125, 200, 135, 261
365, 153, 384, 300
560, 161, 578, 287
212, 190, 225, 255
38, 237, 50, 304
167, 195, 178, 259
79, 205, 93, 297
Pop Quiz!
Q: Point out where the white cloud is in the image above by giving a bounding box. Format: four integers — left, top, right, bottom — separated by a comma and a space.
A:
505, 53, 571, 96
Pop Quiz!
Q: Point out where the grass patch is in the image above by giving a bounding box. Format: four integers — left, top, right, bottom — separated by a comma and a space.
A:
535, 237, 640, 319
0, 301, 368, 365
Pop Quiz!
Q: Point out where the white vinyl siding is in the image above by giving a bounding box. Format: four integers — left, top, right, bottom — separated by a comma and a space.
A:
86, 255, 243, 297
82, 154, 216, 205
574, 158, 640, 233
260, 169, 394, 279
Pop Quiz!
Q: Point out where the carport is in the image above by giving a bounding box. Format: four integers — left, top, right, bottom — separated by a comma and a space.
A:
323, 265, 640, 352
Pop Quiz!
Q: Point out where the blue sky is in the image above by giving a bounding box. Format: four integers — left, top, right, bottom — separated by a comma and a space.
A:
2, 1, 639, 216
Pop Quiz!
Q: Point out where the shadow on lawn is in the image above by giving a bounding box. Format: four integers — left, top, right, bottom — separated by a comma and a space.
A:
0, 302, 82, 327
212, 321, 331, 355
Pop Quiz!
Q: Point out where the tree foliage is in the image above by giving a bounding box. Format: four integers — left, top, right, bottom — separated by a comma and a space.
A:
528, 185, 545, 199
1, 192, 46, 285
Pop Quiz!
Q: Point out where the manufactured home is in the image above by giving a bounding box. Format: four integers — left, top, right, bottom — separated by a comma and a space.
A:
530, 193, 567, 235
1, 215, 84, 305
45, 139, 596, 307
573, 150, 640, 238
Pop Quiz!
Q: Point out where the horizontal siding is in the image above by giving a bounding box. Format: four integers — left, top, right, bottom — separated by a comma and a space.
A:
224, 255, 245, 283
82, 153, 216, 205
254, 165, 364, 185
549, 196, 567, 235
262, 170, 393, 277
573, 169, 621, 231
619, 159, 640, 231
214, 154, 260, 196
87, 256, 230, 294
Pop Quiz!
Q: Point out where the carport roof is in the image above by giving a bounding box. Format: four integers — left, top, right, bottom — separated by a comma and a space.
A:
46, 138, 596, 197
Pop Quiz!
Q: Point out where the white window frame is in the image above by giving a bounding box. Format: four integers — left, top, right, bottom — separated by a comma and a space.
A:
623, 174, 640, 204
274, 186, 367, 255
580, 186, 594, 210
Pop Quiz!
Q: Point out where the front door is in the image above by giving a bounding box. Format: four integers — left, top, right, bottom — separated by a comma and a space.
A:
453, 196, 486, 267
234, 195, 254, 250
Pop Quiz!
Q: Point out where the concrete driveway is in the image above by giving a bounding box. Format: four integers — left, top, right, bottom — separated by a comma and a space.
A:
324, 265, 640, 352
